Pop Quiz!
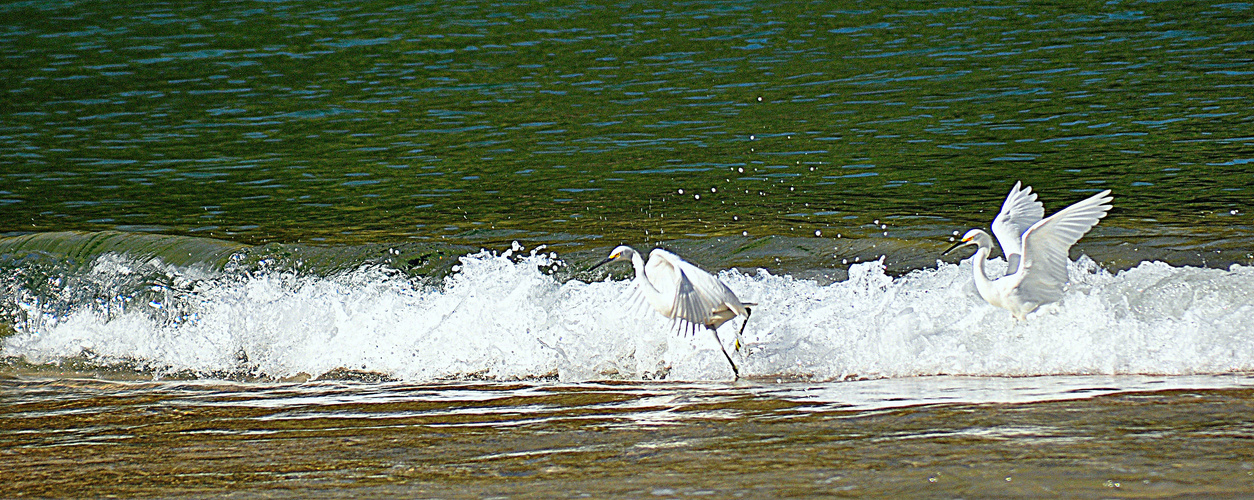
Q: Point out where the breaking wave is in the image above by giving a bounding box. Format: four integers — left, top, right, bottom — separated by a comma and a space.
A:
3, 239, 1253, 382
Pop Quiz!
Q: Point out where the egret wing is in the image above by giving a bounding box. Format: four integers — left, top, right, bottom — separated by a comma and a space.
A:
649, 249, 734, 334
669, 269, 720, 334
623, 279, 656, 316
646, 250, 707, 333
991, 181, 1044, 275
674, 259, 750, 333
677, 259, 743, 308
1016, 189, 1112, 304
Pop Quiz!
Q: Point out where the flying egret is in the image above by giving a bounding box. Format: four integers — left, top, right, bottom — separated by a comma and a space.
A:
944, 185, 1113, 320
589, 245, 754, 378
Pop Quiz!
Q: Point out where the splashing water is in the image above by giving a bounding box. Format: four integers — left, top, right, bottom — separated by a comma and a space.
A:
3, 245, 1253, 382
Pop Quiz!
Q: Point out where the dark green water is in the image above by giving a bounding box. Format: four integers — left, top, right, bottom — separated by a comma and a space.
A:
3, 0, 1252, 260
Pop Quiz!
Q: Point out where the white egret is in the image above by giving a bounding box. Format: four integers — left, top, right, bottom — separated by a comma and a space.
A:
944, 185, 1113, 320
991, 181, 1044, 275
589, 246, 754, 378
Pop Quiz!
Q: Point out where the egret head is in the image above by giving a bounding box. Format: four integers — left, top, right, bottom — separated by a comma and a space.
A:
588, 245, 637, 272
942, 229, 992, 256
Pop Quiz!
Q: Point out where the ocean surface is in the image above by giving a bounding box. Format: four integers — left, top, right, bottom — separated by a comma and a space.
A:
2, 0, 1253, 497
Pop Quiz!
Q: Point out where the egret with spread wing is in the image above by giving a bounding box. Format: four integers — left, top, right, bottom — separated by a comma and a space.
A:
992, 181, 1045, 275
589, 246, 754, 378
944, 185, 1113, 320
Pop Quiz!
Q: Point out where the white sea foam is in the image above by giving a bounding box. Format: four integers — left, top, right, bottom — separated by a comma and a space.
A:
4, 247, 1254, 382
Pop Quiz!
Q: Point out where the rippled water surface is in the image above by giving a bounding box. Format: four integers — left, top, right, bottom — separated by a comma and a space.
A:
4, 376, 1254, 498
3, 0, 1252, 254
2, 0, 1254, 497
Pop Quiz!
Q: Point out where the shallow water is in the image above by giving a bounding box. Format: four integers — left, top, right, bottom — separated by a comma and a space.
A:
2, 0, 1254, 497
4, 376, 1254, 498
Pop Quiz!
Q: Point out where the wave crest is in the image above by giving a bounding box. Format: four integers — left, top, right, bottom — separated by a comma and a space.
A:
4, 245, 1253, 381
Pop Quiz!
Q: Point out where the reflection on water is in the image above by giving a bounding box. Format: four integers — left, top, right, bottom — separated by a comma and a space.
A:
2, 376, 1253, 498
2, 0, 1251, 253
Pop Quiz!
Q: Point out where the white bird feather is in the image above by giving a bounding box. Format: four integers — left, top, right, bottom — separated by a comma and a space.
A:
946, 186, 1113, 320
590, 246, 754, 378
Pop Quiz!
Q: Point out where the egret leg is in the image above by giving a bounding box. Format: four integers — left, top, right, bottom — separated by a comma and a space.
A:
710, 328, 740, 379
734, 307, 752, 352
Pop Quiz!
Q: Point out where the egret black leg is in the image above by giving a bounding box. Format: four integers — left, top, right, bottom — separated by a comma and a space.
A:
735, 306, 752, 351
710, 328, 740, 380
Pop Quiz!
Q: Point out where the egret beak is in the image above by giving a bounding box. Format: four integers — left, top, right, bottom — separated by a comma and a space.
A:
942, 239, 971, 255
587, 256, 616, 272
